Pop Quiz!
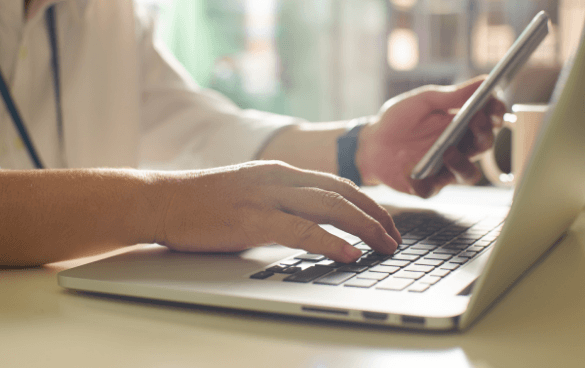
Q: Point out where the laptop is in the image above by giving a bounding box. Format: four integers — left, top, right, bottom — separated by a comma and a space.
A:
58, 22, 585, 331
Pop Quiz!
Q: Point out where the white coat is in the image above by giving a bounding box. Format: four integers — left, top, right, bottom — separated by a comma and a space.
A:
0, 0, 299, 170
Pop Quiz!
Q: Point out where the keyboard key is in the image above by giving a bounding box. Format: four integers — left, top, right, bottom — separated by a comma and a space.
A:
283, 266, 331, 283
342, 235, 361, 245
443, 243, 469, 250
344, 278, 378, 288
463, 229, 489, 235
430, 269, 450, 277
419, 275, 442, 285
370, 265, 400, 274
457, 234, 483, 241
450, 238, 476, 245
381, 259, 410, 267
474, 240, 492, 247
404, 265, 434, 273
356, 258, 380, 267
433, 248, 460, 255
394, 270, 425, 280
458, 251, 478, 258
401, 238, 419, 245
425, 225, 445, 231
449, 257, 469, 264
282, 266, 302, 274
415, 259, 444, 267
294, 253, 326, 262
467, 246, 484, 253
250, 271, 274, 280
425, 253, 453, 261
400, 249, 429, 256
391, 254, 420, 261
426, 236, 453, 242
445, 224, 467, 232
376, 277, 414, 291
365, 252, 391, 260
314, 271, 356, 285
411, 244, 438, 251
354, 242, 371, 250
337, 264, 369, 273
315, 259, 344, 268
408, 283, 430, 293
419, 239, 447, 246
297, 261, 322, 269
402, 233, 426, 240
439, 228, 464, 234
440, 263, 460, 270
280, 259, 301, 266
358, 271, 390, 280
266, 265, 289, 273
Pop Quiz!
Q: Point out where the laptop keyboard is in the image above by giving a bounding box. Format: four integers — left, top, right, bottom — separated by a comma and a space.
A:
249, 212, 504, 293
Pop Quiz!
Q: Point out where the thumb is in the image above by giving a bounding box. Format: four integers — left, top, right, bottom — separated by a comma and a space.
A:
425, 75, 488, 110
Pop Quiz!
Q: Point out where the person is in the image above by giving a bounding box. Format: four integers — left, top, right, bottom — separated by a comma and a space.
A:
0, 0, 505, 267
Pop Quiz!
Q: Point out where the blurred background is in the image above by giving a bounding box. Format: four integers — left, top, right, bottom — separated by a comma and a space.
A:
137, 0, 585, 124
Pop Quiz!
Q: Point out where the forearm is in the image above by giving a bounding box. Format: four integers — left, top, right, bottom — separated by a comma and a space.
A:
0, 169, 162, 266
258, 121, 349, 174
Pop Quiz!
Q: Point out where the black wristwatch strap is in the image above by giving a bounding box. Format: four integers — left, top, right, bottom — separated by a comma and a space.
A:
337, 118, 369, 186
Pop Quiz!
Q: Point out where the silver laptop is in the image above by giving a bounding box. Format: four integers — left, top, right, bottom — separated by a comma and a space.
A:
58, 23, 585, 331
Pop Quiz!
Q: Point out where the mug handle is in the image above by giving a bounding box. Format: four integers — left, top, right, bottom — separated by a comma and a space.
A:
479, 114, 516, 187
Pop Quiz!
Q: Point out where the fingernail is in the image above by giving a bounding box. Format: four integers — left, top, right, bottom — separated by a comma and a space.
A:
343, 244, 362, 261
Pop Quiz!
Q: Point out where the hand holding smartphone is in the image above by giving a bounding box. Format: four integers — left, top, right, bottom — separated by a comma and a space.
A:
410, 11, 550, 180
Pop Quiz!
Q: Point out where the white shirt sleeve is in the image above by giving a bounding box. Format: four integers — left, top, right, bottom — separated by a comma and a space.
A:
134, 6, 302, 170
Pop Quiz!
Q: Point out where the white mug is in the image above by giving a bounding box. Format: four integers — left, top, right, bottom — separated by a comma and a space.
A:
480, 104, 549, 187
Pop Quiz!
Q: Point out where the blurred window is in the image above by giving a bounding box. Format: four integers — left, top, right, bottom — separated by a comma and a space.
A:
145, 0, 585, 119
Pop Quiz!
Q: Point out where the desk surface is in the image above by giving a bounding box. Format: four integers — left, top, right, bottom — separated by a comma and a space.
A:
2, 186, 585, 368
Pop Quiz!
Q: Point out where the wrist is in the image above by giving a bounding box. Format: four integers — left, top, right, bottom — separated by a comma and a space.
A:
354, 116, 380, 186
337, 118, 368, 186
131, 170, 174, 245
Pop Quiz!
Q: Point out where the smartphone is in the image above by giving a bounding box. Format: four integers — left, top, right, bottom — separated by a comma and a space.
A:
410, 11, 550, 180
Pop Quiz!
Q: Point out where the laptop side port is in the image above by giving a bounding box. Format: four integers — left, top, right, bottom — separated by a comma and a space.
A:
362, 311, 388, 321
401, 315, 425, 325
302, 306, 349, 316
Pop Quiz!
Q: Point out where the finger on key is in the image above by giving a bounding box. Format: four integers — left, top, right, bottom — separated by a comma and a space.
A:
275, 187, 398, 254
266, 211, 362, 263
284, 170, 402, 243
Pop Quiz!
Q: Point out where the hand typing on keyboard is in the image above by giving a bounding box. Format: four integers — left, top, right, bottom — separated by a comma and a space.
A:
154, 161, 401, 263
251, 212, 502, 293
